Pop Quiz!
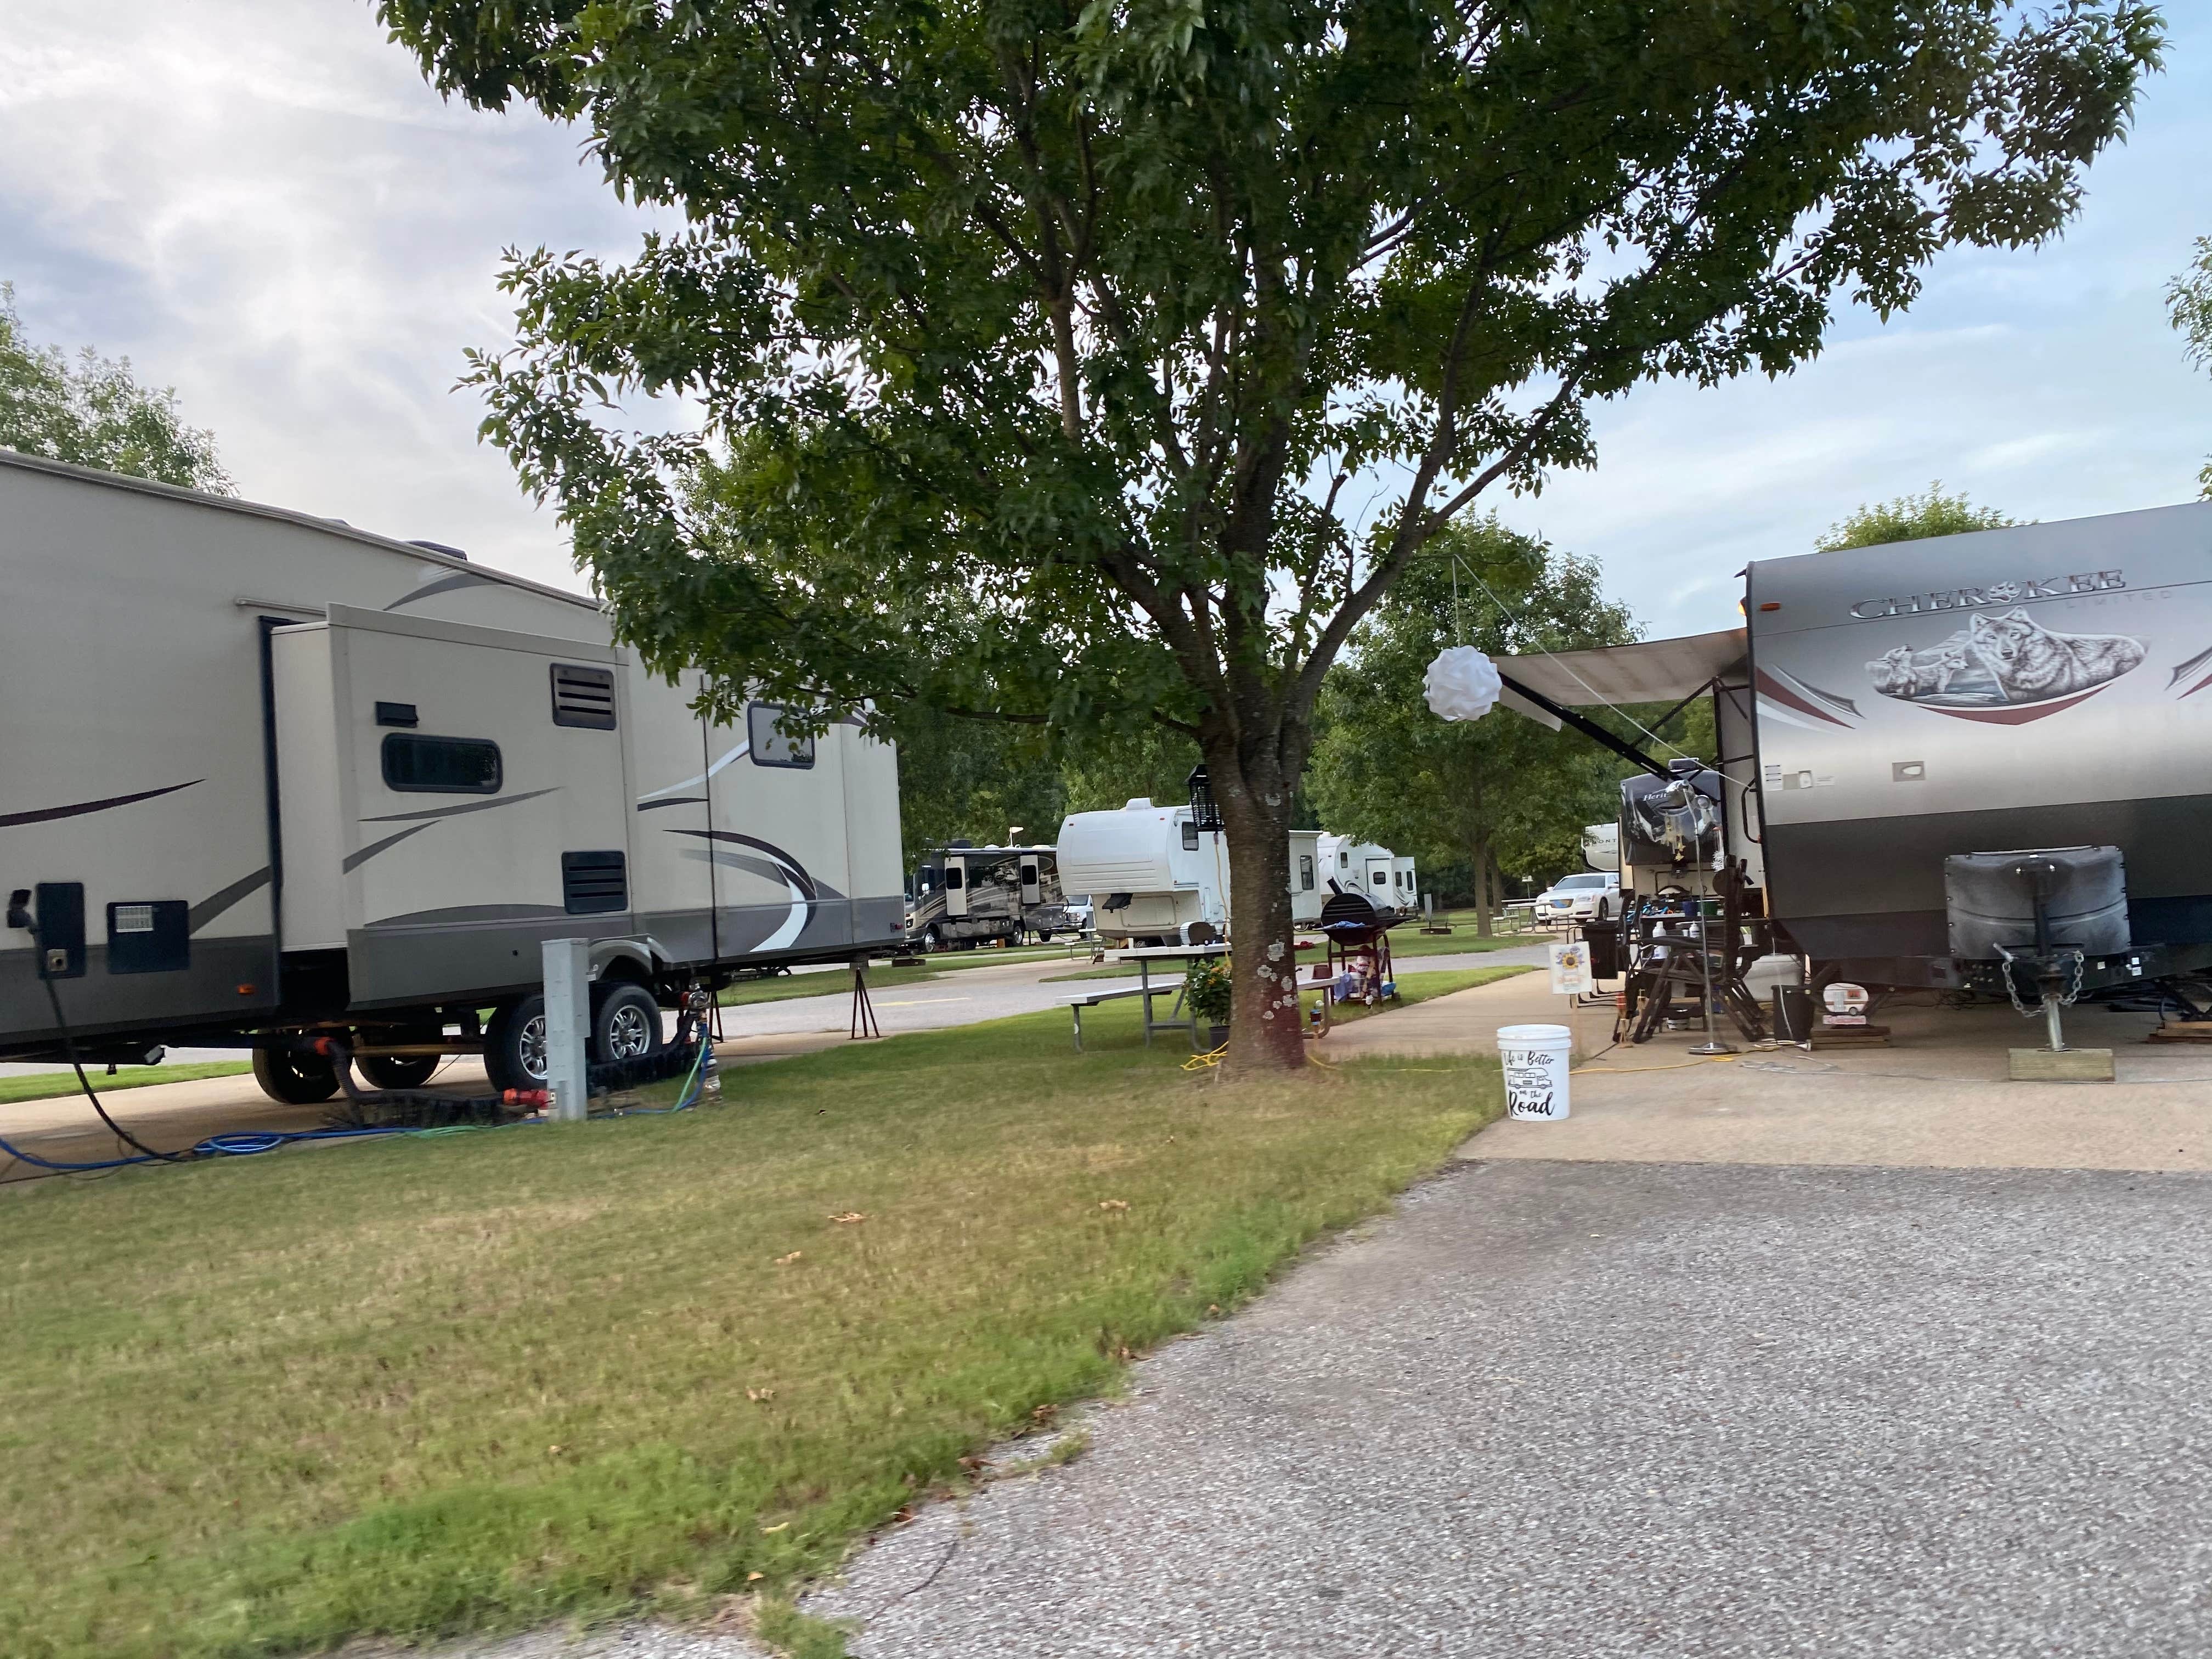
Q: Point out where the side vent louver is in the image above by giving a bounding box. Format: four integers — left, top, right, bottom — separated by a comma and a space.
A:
551, 663, 617, 730
561, 851, 628, 915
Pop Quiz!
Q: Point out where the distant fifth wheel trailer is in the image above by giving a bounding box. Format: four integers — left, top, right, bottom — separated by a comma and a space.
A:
0, 450, 906, 1103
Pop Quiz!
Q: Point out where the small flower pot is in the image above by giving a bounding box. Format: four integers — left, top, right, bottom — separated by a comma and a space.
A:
1207, 1023, 1231, 1048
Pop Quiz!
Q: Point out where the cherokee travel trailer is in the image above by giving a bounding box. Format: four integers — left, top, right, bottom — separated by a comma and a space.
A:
0, 452, 904, 1101
1485, 500, 2212, 1002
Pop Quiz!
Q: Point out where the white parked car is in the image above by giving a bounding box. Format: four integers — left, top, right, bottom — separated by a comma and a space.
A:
1534, 871, 1621, 923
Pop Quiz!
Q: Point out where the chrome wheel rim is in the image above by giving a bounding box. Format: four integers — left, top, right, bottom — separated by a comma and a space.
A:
518, 1013, 549, 1081
607, 1003, 653, 1059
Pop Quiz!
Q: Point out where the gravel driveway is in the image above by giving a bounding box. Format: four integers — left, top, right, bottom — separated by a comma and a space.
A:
810, 1159, 2212, 1657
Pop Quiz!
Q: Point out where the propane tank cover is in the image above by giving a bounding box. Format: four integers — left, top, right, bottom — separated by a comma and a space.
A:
1424, 646, 1502, 722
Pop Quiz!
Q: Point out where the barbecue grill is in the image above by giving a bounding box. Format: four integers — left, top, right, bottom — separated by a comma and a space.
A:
1314, 890, 1403, 1006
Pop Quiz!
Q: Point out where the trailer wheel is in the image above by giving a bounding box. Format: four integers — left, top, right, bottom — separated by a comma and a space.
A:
252, 1046, 341, 1105
923, 924, 944, 952
592, 983, 663, 1065
486, 995, 549, 1093
356, 1025, 444, 1090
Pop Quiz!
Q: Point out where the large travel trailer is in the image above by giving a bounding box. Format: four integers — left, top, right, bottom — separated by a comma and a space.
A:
0, 452, 904, 1101
907, 844, 1079, 948
1488, 500, 2212, 1001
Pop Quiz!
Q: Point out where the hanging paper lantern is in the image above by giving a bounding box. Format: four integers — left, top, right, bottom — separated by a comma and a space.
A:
1423, 645, 1502, 722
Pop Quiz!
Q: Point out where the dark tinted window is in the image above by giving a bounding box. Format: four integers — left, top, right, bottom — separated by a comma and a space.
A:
1181, 821, 1200, 850
945, 866, 965, 890
1300, 856, 1315, 891
381, 733, 501, 794
748, 703, 815, 768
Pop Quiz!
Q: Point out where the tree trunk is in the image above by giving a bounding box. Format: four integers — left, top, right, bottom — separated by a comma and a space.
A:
1209, 746, 1306, 1074
1474, 837, 1493, 938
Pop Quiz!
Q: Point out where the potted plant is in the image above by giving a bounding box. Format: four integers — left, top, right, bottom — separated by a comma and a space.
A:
1184, 955, 1233, 1049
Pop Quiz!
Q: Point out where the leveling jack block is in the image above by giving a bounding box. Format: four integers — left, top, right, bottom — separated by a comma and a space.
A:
2010, 1046, 2114, 1083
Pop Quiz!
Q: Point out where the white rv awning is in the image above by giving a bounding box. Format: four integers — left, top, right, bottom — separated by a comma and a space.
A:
1492, 628, 1747, 710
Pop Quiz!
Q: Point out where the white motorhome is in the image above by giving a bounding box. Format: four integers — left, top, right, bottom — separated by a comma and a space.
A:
906, 844, 1079, 949
0, 452, 905, 1102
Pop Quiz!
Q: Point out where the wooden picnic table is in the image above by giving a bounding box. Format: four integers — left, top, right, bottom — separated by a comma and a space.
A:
1113, 942, 1230, 1048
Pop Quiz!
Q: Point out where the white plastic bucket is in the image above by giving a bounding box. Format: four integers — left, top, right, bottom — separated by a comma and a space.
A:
1497, 1023, 1572, 1121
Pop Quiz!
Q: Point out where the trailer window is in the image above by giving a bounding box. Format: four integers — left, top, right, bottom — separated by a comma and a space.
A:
747, 703, 816, 768
380, 733, 501, 794
1181, 821, 1200, 851
1299, 856, 1314, 891
944, 866, 964, 890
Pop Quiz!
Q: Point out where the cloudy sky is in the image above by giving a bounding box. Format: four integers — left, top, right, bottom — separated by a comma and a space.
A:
3, 3, 2208, 639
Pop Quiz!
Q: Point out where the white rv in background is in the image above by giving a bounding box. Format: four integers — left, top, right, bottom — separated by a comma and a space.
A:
1289, 829, 1324, 925
1316, 834, 1410, 911
1053, 803, 1325, 942
1391, 854, 1420, 912
1056, 799, 1229, 945
0, 451, 905, 1102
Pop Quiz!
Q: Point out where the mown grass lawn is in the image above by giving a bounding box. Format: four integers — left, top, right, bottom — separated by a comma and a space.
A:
0, 1060, 252, 1107
1, 976, 1514, 1658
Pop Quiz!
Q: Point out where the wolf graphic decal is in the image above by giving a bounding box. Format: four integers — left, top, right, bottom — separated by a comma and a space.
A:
1966, 610, 2146, 699
1865, 610, 2145, 723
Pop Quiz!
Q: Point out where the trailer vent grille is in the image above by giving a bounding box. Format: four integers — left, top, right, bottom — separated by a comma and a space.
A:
551, 664, 617, 730
561, 850, 629, 915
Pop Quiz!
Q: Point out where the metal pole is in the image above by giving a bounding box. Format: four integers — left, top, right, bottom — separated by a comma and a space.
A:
543, 937, 591, 1122
1689, 896, 1736, 1056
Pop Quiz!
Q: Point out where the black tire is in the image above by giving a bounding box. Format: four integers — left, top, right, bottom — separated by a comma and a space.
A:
359, 1052, 441, 1090
592, 983, 663, 1066
486, 994, 548, 1094
924, 924, 944, 952
1593, 900, 1610, 923
253, 1046, 341, 1105
357, 1025, 443, 1091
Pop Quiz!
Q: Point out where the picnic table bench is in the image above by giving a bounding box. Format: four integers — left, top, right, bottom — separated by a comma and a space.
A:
1065, 941, 1230, 1051
1066, 983, 1168, 1051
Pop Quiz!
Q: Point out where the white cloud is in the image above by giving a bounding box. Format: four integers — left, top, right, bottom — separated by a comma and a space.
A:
0, 1, 2205, 626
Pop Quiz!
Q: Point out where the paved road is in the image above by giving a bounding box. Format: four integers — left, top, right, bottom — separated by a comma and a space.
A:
715, 945, 1551, 1039
810, 1159, 2212, 1657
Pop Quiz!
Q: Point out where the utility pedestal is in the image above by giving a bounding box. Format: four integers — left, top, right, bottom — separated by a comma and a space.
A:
543, 937, 591, 1121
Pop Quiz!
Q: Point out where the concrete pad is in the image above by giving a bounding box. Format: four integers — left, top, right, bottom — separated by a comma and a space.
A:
1472, 997, 2212, 1173
1319, 964, 1600, 1062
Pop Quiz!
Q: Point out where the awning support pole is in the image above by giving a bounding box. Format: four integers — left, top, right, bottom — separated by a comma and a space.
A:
1496, 673, 1672, 778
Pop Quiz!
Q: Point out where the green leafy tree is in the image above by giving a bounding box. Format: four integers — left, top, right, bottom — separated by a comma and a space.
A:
2171, 235, 2212, 498
1059, 726, 1204, 816
893, 705, 1069, 870
0, 285, 230, 493
1815, 483, 2016, 551
381, 0, 2160, 1069
1308, 518, 1634, 934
